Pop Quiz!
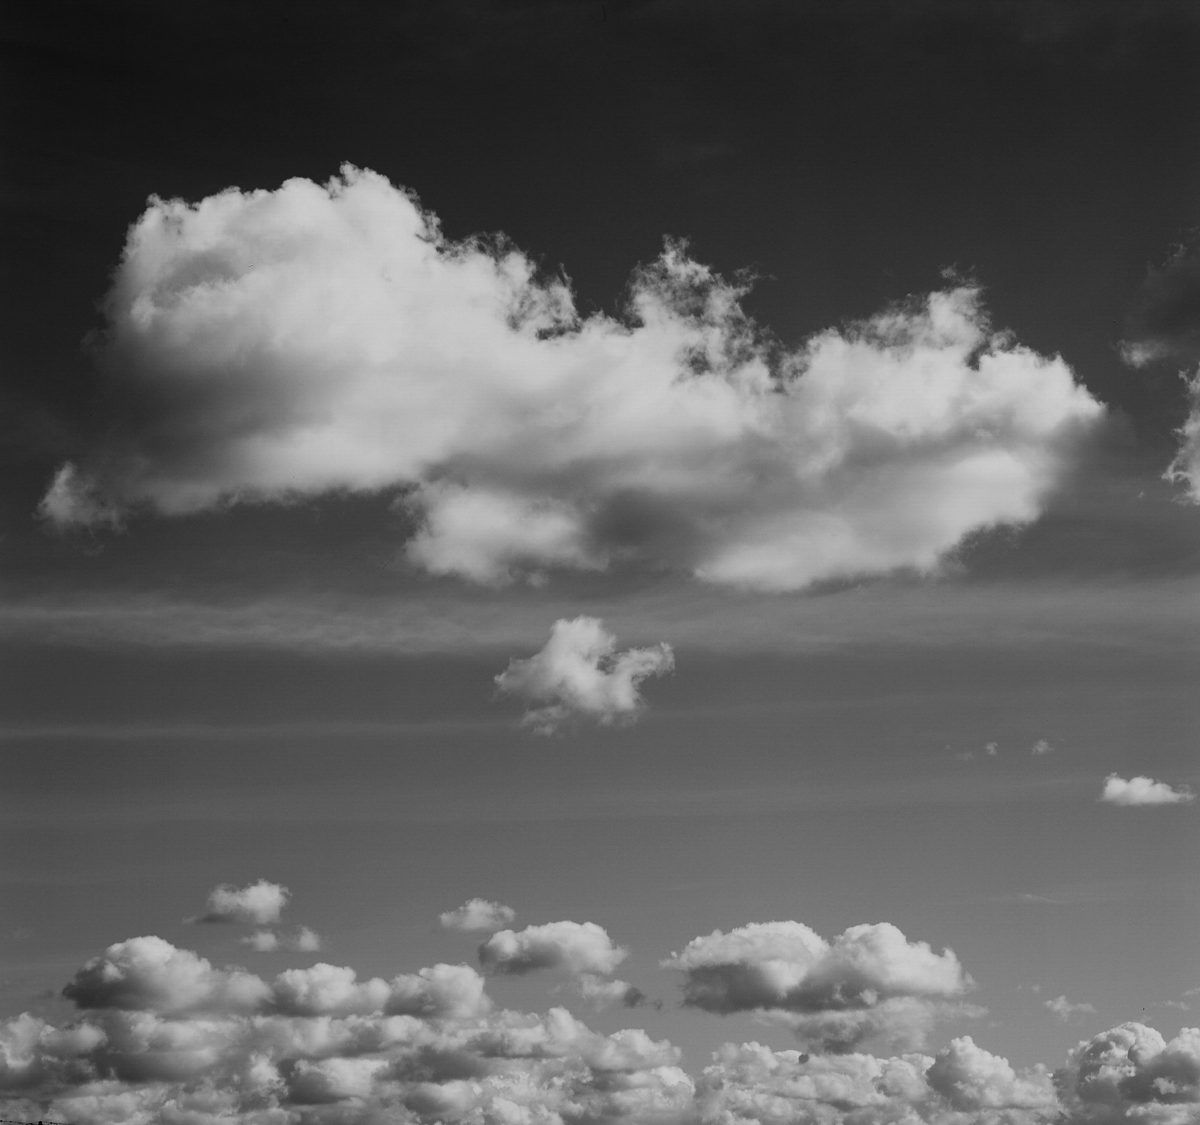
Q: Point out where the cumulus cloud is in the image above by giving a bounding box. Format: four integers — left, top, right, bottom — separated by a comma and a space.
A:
192, 879, 290, 926
1100, 774, 1195, 807
62, 936, 270, 1015
664, 920, 972, 1051
17, 923, 1200, 1125
494, 617, 674, 733
1046, 994, 1099, 1022
41, 167, 1104, 591
1056, 1021, 1200, 1124
696, 1036, 1055, 1124
479, 921, 628, 978
1031, 739, 1055, 756
439, 898, 517, 933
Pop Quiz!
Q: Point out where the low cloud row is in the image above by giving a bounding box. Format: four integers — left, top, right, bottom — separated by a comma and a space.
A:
3, 895, 1197, 1123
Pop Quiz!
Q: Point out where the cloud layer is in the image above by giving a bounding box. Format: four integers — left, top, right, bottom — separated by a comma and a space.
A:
41, 166, 1104, 591
4, 916, 1199, 1125
494, 617, 674, 733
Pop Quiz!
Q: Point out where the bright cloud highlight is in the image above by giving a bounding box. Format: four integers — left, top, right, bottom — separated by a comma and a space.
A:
439, 898, 517, 933
193, 879, 290, 926
664, 920, 973, 1051
1100, 774, 1195, 807
494, 616, 674, 733
40, 166, 1104, 591
4, 920, 1200, 1124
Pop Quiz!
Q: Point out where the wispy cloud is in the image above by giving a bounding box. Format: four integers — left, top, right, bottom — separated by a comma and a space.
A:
1044, 993, 1097, 1022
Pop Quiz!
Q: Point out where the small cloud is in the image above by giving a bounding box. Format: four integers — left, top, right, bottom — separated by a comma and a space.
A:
244, 926, 323, 953
191, 879, 290, 926
440, 898, 517, 933
1045, 994, 1097, 1022
984, 741, 999, 757
1100, 774, 1195, 807
494, 617, 674, 734
1030, 739, 1055, 756
574, 973, 650, 1010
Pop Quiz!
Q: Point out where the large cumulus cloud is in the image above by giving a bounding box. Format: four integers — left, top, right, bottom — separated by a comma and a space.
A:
1055, 1022, 1200, 1123
664, 920, 973, 1051
41, 166, 1103, 591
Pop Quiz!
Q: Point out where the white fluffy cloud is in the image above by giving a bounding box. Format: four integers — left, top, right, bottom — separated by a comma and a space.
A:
439, 899, 517, 933
15, 923, 1200, 1125
62, 936, 271, 1015
696, 1036, 1056, 1124
478, 921, 628, 977
1100, 774, 1195, 807
664, 920, 972, 1051
194, 880, 290, 926
1056, 1022, 1200, 1123
494, 616, 674, 733
41, 167, 1104, 591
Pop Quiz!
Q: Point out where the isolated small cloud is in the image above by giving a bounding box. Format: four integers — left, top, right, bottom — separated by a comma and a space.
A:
439, 898, 517, 933
243, 925, 322, 953
193, 879, 290, 926
42, 167, 1104, 591
664, 919, 972, 1051
494, 616, 674, 734
1100, 773, 1196, 806
1031, 739, 1055, 756
479, 920, 628, 977
574, 973, 649, 1010
1045, 994, 1097, 1022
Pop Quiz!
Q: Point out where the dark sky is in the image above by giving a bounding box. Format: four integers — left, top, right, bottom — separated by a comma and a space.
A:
2, 4, 1200, 1123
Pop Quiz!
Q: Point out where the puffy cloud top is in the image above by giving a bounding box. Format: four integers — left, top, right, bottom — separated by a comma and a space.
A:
494, 616, 674, 734
62, 936, 270, 1015
440, 898, 518, 933
1100, 774, 1196, 807
478, 921, 628, 977
666, 920, 968, 1012
194, 879, 290, 926
1057, 1021, 1200, 1123
15, 927, 1200, 1125
41, 167, 1104, 591
665, 920, 972, 1051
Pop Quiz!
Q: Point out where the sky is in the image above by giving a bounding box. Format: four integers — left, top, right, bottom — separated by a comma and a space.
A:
2, 2, 1200, 1123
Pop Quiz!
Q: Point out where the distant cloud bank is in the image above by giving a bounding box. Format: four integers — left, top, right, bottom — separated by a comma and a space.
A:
5, 903, 1199, 1124
41, 166, 1104, 591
